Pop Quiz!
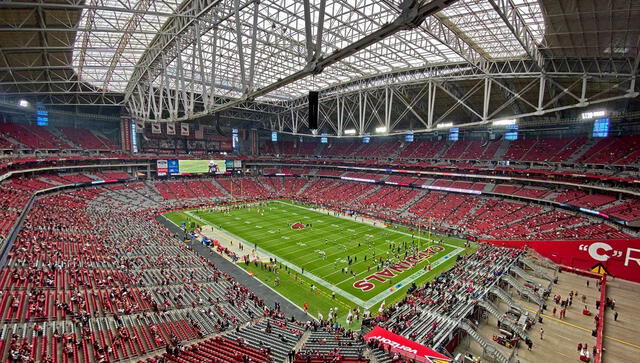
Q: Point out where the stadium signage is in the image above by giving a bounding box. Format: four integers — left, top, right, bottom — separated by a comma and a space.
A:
363, 326, 452, 363
420, 184, 482, 195
341, 176, 377, 183
353, 245, 445, 292
485, 239, 640, 283
369, 336, 418, 354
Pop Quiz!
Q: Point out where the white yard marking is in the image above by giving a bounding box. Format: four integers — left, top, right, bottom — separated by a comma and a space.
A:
184, 203, 466, 310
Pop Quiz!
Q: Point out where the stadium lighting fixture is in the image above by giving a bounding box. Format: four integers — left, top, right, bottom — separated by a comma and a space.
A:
437, 122, 453, 129
581, 110, 607, 120
375, 126, 387, 133
492, 119, 517, 126
18, 99, 29, 108
344, 129, 357, 135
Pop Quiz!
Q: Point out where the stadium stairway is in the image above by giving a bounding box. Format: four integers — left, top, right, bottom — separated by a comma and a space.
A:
511, 266, 552, 291
370, 348, 394, 363
520, 257, 556, 283
492, 140, 511, 161
300, 329, 366, 358
460, 319, 510, 363
477, 299, 529, 340
511, 265, 554, 291
525, 253, 560, 273
38, 176, 66, 186
311, 142, 325, 156
568, 137, 599, 163
292, 329, 312, 352
227, 319, 303, 362
501, 275, 545, 308
490, 286, 525, 315
49, 128, 79, 149
294, 177, 313, 195
354, 185, 384, 203
211, 179, 232, 197
1, 134, 22, 148
397, 190, 427, 216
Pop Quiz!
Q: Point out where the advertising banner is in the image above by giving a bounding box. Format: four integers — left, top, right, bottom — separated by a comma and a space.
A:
167, 159, 179, 174
167, 123, 176, 135
484, 239, 640, 283
364, 326, 451, 363
156, 160, 168, 176
151, 123, 161, 134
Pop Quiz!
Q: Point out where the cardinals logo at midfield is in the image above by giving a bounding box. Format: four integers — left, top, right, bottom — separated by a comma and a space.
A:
290, 222, 306, 230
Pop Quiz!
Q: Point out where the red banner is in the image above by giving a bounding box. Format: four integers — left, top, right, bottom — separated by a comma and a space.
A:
483, 239, 640, 283
364, 326, 451, 363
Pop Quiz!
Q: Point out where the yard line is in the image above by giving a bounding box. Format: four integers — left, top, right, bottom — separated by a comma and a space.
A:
275, 200, 461, 249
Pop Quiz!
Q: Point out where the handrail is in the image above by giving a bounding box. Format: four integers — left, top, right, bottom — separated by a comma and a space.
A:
594, 276, 607, 363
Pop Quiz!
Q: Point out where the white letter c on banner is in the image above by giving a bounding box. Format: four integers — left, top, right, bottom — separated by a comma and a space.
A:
588, 242, 612, 262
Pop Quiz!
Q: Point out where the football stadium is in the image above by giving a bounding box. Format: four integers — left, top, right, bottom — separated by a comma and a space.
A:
0, 1, 639, 363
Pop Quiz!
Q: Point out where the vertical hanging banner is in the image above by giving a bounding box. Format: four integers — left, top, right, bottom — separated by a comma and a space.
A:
130, 119, 138, 153
135, 120, 145, 132
194, 124, 204, 139
120, 117, 130, 152
151, 123, 161, 134
181, 123, 190, 136
167, 123, 176, 135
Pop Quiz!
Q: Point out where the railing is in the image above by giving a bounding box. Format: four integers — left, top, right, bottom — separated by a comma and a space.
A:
594, 276, 607, 363
501, 274, 544, 308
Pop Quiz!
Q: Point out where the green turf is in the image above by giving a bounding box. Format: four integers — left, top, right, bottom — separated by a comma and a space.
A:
165, 199, 476, 325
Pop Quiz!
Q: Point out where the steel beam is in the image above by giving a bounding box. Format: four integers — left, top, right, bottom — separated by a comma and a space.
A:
126, 0, 457, 122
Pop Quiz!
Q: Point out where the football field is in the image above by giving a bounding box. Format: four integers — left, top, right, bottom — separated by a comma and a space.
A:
165, 200, 474, 324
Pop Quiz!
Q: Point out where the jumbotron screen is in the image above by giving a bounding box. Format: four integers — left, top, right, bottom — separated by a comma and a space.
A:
177, 159, 227, 174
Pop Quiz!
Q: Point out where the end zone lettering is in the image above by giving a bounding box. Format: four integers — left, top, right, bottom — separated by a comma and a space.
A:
353, 245, 445, 292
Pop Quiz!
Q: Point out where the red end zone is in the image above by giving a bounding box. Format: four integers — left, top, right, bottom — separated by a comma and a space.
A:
482, 239, 640, 283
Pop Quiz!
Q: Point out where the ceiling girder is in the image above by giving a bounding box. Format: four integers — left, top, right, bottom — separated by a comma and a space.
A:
126, 0, 457, 122
275, 60, 638, 137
